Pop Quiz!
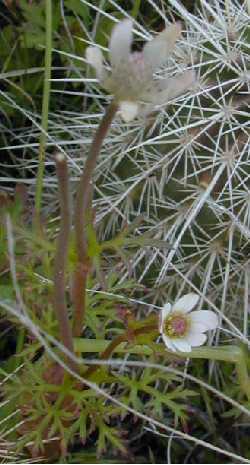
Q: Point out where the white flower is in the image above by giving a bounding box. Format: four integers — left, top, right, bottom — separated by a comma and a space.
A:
159, 293, 219, 352
86, 19, 195, 122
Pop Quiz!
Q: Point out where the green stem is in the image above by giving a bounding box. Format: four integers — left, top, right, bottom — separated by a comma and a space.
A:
131, 0, 141, 18
34, 0, 52, 227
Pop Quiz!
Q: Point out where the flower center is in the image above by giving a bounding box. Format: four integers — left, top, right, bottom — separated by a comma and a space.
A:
164, 314, 189, 337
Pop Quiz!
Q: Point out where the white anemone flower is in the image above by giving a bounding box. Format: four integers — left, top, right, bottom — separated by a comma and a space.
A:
86, 19, 195, 122
159, 293, 219, 352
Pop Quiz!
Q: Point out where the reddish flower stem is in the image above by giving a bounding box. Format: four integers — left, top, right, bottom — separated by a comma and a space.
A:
72, 101, 118, 337
53, 153, 76, 371
84, 323, 157, 379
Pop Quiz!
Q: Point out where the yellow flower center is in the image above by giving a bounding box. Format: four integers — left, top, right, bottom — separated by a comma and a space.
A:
164, 313, 189, 338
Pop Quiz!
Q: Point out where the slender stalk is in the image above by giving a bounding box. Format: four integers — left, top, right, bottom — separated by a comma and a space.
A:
131, 0, 141, 18
85, 334, 127, 378
72, 101, 118, 337
54, 153, 75, 371
34, 0, 52, 227
84, 324, 157, 378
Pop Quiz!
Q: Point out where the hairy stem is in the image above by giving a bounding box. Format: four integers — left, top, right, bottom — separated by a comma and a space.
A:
72, 101, 118, 337
54, 153, 75, 370
34, 0, 52, 228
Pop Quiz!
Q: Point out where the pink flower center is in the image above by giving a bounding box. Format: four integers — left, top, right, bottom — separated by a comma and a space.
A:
164, 314, 188, 337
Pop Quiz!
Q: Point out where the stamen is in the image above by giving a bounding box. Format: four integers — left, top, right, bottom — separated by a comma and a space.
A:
164, 314, 189, 337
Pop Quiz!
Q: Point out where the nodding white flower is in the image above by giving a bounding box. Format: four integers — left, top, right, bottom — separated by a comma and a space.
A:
86, 19, 195, 122
159, 293, 219, 352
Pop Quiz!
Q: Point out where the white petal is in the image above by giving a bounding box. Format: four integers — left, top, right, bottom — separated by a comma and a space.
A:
172, 293, 199, 314
185, 332, 207, 347
143, 22, 182, 70
86, 47, 104, 80
169, 70, 195, 98
162, 333, 177, 352
189, 322, 208, 333
159, 303, 172, 332
119, 101, 139, 122
109, 19, 133, 69
171, 339, 192, 352
190, 311, 219, 331
151, 70, 195, 105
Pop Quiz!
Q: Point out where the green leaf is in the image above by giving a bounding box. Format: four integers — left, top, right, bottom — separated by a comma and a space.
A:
64, 0, 90, 22
0, 285, 14, 301
74, 338, 153, 355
